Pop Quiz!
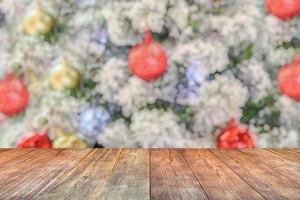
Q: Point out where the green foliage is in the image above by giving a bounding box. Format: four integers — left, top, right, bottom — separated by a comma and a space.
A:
281, 37, 300, 49
111, 111, 131, 126
66, 78, 96, 100
35, 31, 56, 43
210, 45, 253, 79
187, 14, 199, 32
177, 107, 195, 131
0, 12, 5, 26
83, 78, 97, 90
241, 95, 280, 131
229, 45, 253, 66
146, 99, 170, 111
12, 64, 23, 75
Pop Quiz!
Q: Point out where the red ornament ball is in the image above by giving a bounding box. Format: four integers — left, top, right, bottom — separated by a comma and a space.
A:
17, 133, 52, 148
0, 74, 29, 117
128, 30, 168, 82
216, 119, 255, 149
265, 0, 300, 21
278, 56, 300, 101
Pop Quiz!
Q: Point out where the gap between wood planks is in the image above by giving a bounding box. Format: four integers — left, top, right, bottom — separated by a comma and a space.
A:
181, 149, 265, 200
208, 149, 267, 200
179, 149, 210, 200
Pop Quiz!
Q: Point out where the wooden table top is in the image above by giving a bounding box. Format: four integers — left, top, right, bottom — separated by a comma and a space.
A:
0, 149, 299, 200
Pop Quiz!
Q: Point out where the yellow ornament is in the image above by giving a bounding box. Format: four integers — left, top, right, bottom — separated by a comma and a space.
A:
53, 129, 87, 148
50, 58, 81, 91
22, 0, 54, 36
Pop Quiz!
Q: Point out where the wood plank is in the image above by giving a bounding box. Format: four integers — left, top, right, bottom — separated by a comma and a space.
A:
0, 149, 62, 184
268, 149, 300, 163
36, 149, 122, 200
37, 149, 150, 200
211, 149, 300, 200
0, 149, 13, 153
181, 149, 264, 200
240, 149, 300, 185
283, 148, 300, 159
0, 149, 92, 200
150, 149, 208, 200
0, 148, 298, 200
97, 149, 150, 200
0, 149, 34, 166
289, 148, 300, 153
271, 149, 300, 159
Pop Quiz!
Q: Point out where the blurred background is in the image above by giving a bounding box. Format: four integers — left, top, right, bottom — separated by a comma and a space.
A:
0, 0, 299, 148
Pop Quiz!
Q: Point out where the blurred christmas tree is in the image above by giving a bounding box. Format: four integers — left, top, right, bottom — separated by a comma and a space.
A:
0, 0, 299, 148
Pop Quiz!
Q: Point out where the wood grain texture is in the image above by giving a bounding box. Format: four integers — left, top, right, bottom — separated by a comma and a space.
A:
211, 149, 300, 200
289, 148, 300, 153
151, 149, 208, 200
0, 148, 299, 200
0, 149, 62, 187
37, 149, 122, 200
0, 149, 34, 166
240, 149, 300, 185
280, 148, 300, 159
38, 149, 150, 200
0, 149, 91, 200
268, 149, 300, 163
96, 149, 150, 200
181, 149, 264, 200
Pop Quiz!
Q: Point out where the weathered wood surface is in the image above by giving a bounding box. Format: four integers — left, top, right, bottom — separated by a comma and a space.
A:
150, 149, 208, 200
0, 149, 298, 200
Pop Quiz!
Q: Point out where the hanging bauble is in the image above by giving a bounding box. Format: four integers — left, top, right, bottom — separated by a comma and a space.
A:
79, 106, 111, 135
216, 119, 255, 149
17, 132, 52, 148
128, 30, 168, 82
265, 0, 300, 21
278, 56, 300, 101
22, 0, 54, 36
53, 129, 87, 148
0, 74, 29, 117
50, 58, 81, 91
